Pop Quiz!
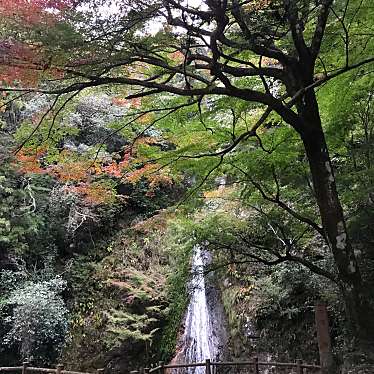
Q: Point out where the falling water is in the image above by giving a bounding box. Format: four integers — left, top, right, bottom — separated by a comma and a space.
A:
181, 245, 219, 373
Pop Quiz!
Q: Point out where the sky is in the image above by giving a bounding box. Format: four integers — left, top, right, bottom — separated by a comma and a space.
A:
79, 0, 206, 34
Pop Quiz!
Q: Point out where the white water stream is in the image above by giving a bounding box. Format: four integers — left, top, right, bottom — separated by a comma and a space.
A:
182, 245, 219, 373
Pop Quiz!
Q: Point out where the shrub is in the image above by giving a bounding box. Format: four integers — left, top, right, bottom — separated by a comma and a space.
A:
2, 276, 69, 364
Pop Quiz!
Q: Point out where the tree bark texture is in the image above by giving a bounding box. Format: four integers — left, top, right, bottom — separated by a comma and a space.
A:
296, 89, 374, 343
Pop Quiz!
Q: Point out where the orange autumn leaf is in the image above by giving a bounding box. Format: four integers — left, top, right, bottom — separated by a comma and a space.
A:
203, 190, 222, 199
14, 147, 47, 175
49, 161, 91, 182
147, 174, 173, 190
102, 162, 123, 178
136, 136, 158, 145
68, 182, 116, 205
111, 97, 129, 107
125, 164, 158, 184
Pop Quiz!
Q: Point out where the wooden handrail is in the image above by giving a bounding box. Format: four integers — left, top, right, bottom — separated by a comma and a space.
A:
0, 367, 99, 374
155, 361, 321, 370
0, 360, 322, 374
0, 368, 23, 372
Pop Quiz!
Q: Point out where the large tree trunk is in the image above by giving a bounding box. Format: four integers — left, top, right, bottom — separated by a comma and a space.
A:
297, 91, 374, 345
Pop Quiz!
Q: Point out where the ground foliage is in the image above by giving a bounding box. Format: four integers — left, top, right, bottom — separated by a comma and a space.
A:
61, 210, 192, 371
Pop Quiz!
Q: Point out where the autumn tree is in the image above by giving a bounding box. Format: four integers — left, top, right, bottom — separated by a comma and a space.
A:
1, 0, 374, 350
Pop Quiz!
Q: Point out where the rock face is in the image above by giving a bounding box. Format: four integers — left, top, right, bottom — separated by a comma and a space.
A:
173, 246, 228, 372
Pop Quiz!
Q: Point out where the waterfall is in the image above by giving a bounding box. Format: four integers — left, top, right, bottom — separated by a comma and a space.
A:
181, 245, 219, 372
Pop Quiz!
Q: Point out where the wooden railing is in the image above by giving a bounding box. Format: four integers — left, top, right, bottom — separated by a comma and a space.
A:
143, 358, 322, 374
0, 358, 321, 374
0, 362, 103, 374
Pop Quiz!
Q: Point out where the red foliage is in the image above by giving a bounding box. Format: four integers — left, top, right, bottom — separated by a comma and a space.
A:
111, 97, 129, 107
169, 50, 184, 63
0, 0, 76, 85
101, 153, 130, 177
130, 97, 141, 108
0, 0, 74, 25
14, 145, 173, 206
0, 40, 43, 85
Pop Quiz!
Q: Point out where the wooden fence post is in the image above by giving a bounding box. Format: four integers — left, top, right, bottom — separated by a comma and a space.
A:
296, 360, 303, 374
253, 356, 259, 374
56, 364, 64, 374
314, 302, 334, 374
205, 359, 211, 374
22, 360, 29, 374
159, 361, 165, 374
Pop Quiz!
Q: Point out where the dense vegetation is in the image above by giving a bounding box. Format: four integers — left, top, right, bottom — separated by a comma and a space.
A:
0, 0, 373, 373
